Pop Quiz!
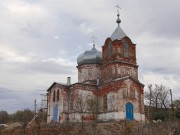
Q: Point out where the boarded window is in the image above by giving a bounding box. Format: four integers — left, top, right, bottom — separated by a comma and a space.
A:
57, 89, 59, 101
109, 93, 114, 111
123, 88, 127, 99
130, 89, 135, 99
103, 95, 107, 111
108, 42, 112, 58
70, 94, 74, 111
53, 90, 56, 102
123, 42, 129, 57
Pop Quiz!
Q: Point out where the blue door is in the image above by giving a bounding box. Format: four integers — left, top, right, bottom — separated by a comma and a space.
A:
53, 105, 58, 122
126, 102, 134, 121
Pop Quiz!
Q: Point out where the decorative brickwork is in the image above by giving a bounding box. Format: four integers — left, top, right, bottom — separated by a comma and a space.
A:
47, 15, 145, 123
77, 64, 101, 83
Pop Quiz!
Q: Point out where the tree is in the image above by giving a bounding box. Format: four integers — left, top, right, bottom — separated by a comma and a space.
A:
73, 94, 87, 128
145, 84, 170, 111
0, 110, 9, 123
174, 98, 180, 111
174, 98, 180, 120
86, 96, 102, 121
11, 109, 34, 123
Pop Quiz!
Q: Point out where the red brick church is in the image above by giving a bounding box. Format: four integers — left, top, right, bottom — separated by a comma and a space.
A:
47, 11, 145, 123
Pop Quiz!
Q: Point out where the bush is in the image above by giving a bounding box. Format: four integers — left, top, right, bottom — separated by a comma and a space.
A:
0, 110, 9, 123
152, 111, 170, 121
175, 111, 180, 119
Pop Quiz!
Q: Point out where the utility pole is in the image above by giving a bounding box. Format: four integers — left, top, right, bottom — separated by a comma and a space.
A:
40, 94, 47, 122
40, 94, 47, 111
170, 89, 174, 120
34, 99, 37, 116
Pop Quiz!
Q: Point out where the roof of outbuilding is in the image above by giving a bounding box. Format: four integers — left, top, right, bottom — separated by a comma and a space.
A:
47, 81, 97, 91
47, 82, 68, 91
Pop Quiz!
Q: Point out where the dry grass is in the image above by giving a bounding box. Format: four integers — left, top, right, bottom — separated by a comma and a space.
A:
0, 120, 180, 135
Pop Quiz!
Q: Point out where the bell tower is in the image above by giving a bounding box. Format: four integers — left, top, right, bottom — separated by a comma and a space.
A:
101, 9, 138, 84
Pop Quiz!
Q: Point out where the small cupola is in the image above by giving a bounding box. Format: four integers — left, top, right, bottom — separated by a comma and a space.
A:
110, 8, 127, 41
77, 45, 102, 66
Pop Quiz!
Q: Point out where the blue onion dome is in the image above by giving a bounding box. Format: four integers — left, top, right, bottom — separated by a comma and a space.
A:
77, 45, 102, 66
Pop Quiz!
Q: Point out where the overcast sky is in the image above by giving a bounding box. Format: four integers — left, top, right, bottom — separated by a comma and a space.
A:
0, 0, 180, 113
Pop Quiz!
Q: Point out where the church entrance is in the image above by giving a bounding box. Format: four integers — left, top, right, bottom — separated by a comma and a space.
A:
126, 102, 134, 121
53, 104, 58, 122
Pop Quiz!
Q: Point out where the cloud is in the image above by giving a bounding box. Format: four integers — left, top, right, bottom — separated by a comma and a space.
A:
0, 46, 31, 63
0, 87, 42, 113
0, 0, 180, 113
140, 71, 180, 99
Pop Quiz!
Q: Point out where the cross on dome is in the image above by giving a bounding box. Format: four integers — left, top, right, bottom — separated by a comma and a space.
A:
115, 5, 121, 26
91, 35, 97, 47
115, 4, 121, 14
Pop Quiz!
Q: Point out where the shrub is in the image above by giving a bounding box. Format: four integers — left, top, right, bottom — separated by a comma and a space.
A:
152, 111, 170, 121
175, 111, 180, 119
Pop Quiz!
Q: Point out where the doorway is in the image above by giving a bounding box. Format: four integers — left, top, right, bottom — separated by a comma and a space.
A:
53, 104, 58, 122
126, 102, 134, 121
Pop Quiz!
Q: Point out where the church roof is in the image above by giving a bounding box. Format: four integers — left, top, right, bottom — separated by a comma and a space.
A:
114, 76, 144, 87
110, 26, 126, 41
110, 10, 127, 41
77, 45, 102, 66
47, 82, 68, 91
47, 81, 97, 91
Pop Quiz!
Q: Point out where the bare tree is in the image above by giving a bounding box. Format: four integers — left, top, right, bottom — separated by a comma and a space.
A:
0, 110, 9, 123
86, 96, 102, 122
145, 84, 170, 112
174, 98, 180, 110
73, 94, 87, 128
158, 85, 169, 109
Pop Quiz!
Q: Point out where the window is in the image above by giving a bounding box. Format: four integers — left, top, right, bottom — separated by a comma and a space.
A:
57, 89, 59, 101
70, 94, 74, 111
53, 90, 56, 102
123, 88, 127, 99
103, 95, 107, 111
130, 89, 135, 99
123, 42, 129, 57
108, 42, 112, 58
109, 93, 114, 111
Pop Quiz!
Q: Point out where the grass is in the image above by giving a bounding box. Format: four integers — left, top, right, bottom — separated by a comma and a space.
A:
0, 120, 180, 135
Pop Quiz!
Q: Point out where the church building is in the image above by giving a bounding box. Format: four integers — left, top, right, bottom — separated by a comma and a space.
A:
47, 11, 145, 123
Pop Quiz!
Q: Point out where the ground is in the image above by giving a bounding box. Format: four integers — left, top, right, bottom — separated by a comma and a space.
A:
1, 120, 180, 135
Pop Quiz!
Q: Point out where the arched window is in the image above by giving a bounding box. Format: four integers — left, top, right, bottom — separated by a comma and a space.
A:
103, 95, 107, 111
53, 90, 56, 102
109, 93, 114, 111
57, 89, 59, 101
108, 42, 112, 58
70, 93, 74, 111
123, 42, 129, 57
130, 89, 135, 99
123, 88, 127, 99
